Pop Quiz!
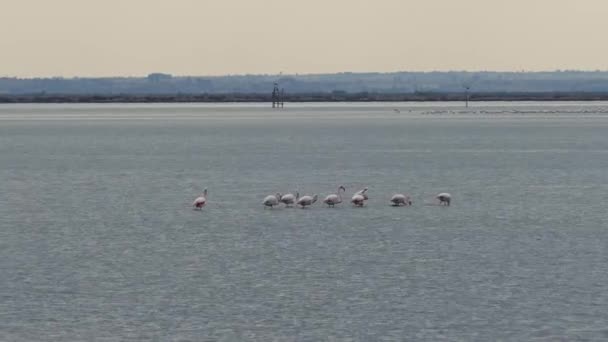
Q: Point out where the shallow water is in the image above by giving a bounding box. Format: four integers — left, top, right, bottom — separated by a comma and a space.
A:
1, 102, 608, 341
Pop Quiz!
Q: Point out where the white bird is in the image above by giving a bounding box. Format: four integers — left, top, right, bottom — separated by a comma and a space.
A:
297, 194, 318, 208
390, 194, 412, 206
193, 189, 208, 210
280, 192, 299, 207
263, 193, 282, 209
351, 193, 367, 207
437, 192, 451, 206
355, 187, 369, 200
323, 186, 346, 207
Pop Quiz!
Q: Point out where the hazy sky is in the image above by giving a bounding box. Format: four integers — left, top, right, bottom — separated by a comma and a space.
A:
1, 0, 607, 77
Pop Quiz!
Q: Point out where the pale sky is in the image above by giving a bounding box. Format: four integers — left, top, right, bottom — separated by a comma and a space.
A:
1, 0, 607, 77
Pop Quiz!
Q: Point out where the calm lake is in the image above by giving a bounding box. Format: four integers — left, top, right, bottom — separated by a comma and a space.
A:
1, 102, 608, 341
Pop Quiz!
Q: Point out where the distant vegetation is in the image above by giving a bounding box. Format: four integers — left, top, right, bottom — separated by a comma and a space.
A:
2, 71, 608, 102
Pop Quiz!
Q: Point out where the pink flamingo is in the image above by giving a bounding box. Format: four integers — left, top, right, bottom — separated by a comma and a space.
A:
391, 194, 412, 206
280, 192, 299, 208
193, 189, 208, 210
323, 186, 346, 207
437, 193, 451, 206
355, 187, 369, 200
297, 194, 318, 208
263, 193, 282, 209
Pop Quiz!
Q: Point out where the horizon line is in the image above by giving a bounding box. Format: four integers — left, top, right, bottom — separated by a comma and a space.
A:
4, 69, 608, 80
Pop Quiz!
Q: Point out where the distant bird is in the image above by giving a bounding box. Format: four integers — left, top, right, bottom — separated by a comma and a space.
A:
391, 194, 412, 206
351, 188, 368, 207
263, 193, 282, 209
297, 194, 318, 208
351, 194, 366, 207
323, 186, 346, 207
437, 193, 451, 206
354, 187, 369, 200
193, 189, 208, 210
280, 192, 299, 207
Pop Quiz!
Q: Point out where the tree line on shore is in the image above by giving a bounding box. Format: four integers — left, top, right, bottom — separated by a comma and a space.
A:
3, 70, 608, 96
3, 92, 608, 103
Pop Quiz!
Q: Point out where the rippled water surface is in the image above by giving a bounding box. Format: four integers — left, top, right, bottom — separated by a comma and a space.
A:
1, 102, 608, 341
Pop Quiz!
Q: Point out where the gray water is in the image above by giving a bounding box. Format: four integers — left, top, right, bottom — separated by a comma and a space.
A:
1, 102, 608, 341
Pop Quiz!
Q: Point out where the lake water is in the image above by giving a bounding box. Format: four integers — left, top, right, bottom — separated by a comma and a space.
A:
1, 102, 608, 341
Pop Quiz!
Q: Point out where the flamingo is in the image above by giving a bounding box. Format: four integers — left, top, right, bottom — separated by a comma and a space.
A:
192, 189, 208, 210
263, 193, 282, 209
323, 186, 346, 207
280, 192, 299, 207
350, 192, 365, 207
355, 187, 369, 200
390, 194, 412, 206
297, 194, 318, 208
437, 192, 451, 206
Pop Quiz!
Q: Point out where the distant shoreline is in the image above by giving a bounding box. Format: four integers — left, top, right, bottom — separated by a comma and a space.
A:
3, 92, 608, 104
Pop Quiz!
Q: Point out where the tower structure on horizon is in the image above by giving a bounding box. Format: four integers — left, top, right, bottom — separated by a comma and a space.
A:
272, 82, 284, 108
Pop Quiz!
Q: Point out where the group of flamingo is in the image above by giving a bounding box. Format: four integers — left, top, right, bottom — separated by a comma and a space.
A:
192, 187, 451, 210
